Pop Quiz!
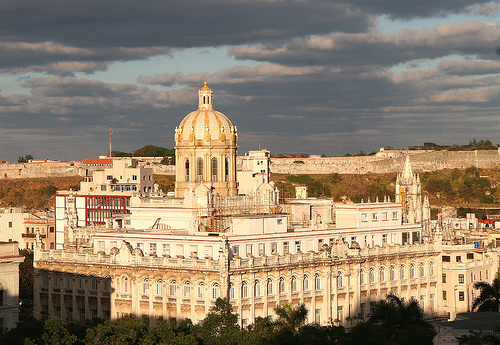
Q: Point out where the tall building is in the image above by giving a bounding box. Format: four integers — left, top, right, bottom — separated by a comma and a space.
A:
33, 83, 499, 328
0, 241, 24, 329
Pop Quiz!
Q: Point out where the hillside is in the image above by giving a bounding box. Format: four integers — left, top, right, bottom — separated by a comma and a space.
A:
0, 168, 498, 213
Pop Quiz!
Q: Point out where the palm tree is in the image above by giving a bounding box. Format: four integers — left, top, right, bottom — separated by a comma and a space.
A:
369, 293, 431, 336
472, 274, 500, 312
274, 302, 308, 333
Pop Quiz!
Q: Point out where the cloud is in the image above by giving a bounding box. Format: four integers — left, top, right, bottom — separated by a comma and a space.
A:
229, 21, 499, 67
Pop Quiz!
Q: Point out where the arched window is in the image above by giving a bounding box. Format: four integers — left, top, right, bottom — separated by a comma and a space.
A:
122, 277, 129, 293
279, 277, 286, 293
337, 272, 343, 288
211, 157, 218, 182
254, 280, 261, 297
155, 280, 163, 296
315, 274, 321, 290
183, 281, 191, 297
142, 279, 150, 295
400, 265, 406, 280
429, 262, 435, 277
169, 280, 176, 296
185, 159, 190, 181
267, 279, 274, 295
369, 268, 375, 283
410, 264, 415, 278
291, 276, 297, 292
380, 268, 385, 282
303, 275, 309, 290
197, 282, 204, 299
196, 158, 203, 182
390, 266, 396, 281
225, 158, 229, 182
360, 269, 365, 285
212, 283, 220, 300
230, 283, 235, 299
242, 281, 248, 298
420, 263, 425, 277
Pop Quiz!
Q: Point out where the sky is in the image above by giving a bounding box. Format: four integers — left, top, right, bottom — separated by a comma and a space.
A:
0, 0, 499, 162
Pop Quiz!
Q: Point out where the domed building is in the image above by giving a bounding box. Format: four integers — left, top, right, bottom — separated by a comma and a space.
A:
174, 83, 238, 197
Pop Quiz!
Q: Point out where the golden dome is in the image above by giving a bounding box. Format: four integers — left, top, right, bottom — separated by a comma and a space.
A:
175, 83, 237, 146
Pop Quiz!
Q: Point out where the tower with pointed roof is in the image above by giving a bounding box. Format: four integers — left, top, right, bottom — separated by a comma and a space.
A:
174, 83, 238, 197
395, 155, 429, 225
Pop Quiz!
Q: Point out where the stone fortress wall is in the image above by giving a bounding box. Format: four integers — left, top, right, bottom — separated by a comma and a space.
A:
1, 149, 499, 180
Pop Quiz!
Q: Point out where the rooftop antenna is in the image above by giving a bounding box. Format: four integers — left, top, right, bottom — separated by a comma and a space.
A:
109, 127, 113, 157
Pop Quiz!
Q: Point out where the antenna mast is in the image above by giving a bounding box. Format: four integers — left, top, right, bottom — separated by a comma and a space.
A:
109, 127, 113, 157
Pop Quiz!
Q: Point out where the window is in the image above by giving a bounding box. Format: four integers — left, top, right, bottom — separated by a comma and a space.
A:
169, 281, 176, 296
442, 273, 447, 283
267, 279, 273, 295
303, 276, 309, 290
242, 282, 248, 298
155, 280, 163, 296
107, 175, 113, 180
410, 264, 415, 278
101, 185, 107, 191
8, 222, 12, 228
459, 291, 465, 301
212, 284, 220, 300
458, 274, 464, 284
379, 268, 385, 282
230, 283, 235, 299
163, 244, 170, 256
456, 256, 462, 263
279, 278, 286, 293
442, 256, 450, 262
382, 212, 388, 220
211, 157, 218, 182
429, 262, 434, 277
277, 219, 283, 224
361, 213, 368, 222
420, 263, 425, 277
400, 265, 406, 279
337, 272, 343, 288
254, 281, 261, 297
295, 241, 301, 252
372, 213, 378, 221
246, 244, 253, 256
392, 211, 398, 219
197, 283, 204, 299
142, 280, 149, 294
196, 158, 203, 182
232, 245, 240, 257
123, 277, 129, 293
467, 253, 474, 260
185, 159, 190, 181
183, 282, 190, 297
382, 234, 388, 243
443, 290, 447, 300
271, 243, 278, 254
132, 175, 137, 180
283, 242, 289, 254
315, 274, 321, 290
369, 268, 375, 283
91, 278, 98, 290
290, 276, 298, 292
390, 266, 396, 281
258, 243, 265, 256
150, 243, 157, 256
360, 270, 365, 284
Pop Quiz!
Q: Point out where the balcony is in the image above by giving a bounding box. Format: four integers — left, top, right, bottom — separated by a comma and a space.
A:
22, 233, 46, 238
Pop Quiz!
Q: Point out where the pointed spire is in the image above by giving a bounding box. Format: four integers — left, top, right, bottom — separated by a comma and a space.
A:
402, 154, 413, 181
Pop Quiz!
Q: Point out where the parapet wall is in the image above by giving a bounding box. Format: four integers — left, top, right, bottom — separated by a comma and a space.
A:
270, 149, 500, 175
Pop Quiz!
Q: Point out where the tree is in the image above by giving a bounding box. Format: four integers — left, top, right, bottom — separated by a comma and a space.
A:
18, 154, 33, 163
85, 317, 148, 345
472, 274, 500, 312
273, 302, 308, 334
40, 317, 77, 345
199, 297, 247, 345
369, 293, 433, 340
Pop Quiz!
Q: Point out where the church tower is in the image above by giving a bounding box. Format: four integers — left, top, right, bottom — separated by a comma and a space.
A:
395, 155, 426, 224
174, 83, 238, 197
